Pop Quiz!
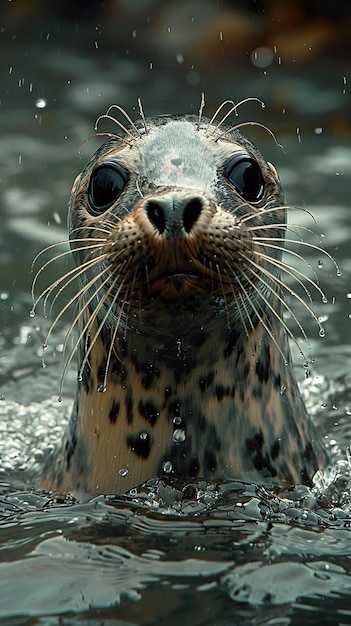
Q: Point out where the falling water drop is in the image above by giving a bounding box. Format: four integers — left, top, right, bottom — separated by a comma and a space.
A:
173, 429, 186, 443
162, 460, 173, 473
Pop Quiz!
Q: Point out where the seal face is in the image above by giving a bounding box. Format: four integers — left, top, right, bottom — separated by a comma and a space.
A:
41, 111, 328, 496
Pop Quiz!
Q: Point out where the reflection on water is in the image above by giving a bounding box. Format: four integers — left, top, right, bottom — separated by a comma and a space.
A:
1, 477, 351, 623
1, 2, 351, 624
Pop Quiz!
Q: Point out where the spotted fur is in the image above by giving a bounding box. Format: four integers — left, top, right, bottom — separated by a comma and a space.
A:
40, 109, 329, 496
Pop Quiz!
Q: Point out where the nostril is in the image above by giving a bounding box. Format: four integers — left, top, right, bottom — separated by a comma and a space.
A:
146, 200, 166, 234
183, 198, 203, 234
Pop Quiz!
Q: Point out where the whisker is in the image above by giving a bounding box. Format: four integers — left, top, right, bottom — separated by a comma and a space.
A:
239, 252, 326, 337
47, 253, 113, 317
225, 121, 285, 152
197, 92, 206, 131
232, 269, 290, 364
215, 263, 231, 326
240, 204, 317, 226
106, 103, 142, 138
43, 260, 112, 362
138, 98, 148, 134
252, 240, 323, 297
101, 280, 133, 390
208, 97, 265, 133
77, 272, 131, 390
59, 271, 124, 397
32, 250, 108, 315
235, 255, 312, 359
79, 132, 126, 156
31, 234, 108, 273
227, 280, 254, 356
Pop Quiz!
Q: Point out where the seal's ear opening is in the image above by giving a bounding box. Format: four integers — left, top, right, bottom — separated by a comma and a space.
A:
267, 161, 280, 181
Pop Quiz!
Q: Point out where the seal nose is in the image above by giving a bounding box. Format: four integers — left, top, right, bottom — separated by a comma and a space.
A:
144, 195, 204, 235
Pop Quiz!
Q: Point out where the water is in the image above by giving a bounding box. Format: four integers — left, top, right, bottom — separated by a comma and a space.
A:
1, 3, 351, 624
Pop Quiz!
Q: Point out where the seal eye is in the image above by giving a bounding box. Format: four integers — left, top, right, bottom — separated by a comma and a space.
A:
88, 163, 129, 212
223, 156, 264, 203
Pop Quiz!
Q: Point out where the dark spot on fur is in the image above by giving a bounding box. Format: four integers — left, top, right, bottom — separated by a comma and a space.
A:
188, 454, 200, 476
246, 431, 264, 455
127, 431, 152, 459
215, 384, 231, 401
138, 399, 159, 426
304, 441, 316, 465
204, 448, 217, 472
246, 431, 277, 477
65, 435, 77, 471
255, 344, 271, 384
252, 383, 263, 401
274, 373, 281, 388
109, 400, 120, 424
81, 364, 93, 394
270, 439, 280, 460
224, 328, 241, 359
130, 357, 160, 390
125, 391, 133, 423
196, 412, 208, 433
199, 371, 215, 392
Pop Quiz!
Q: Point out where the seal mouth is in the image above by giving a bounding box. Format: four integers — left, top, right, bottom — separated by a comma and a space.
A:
147, 271, 213, 296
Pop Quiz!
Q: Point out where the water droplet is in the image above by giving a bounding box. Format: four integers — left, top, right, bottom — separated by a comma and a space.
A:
305, 370, 311, 379
139, 432, 148, 440
322, 296, 328, 304
77, 374, 83, 382
119, 468, 128, 477
162, 460, 173, 474
319, 328, 326, 338
35, 98, 46, 109
173, 429, 186, 443
303, 361, 309, 369
41, 363, 47, 369
42, 343, 48, 351
318, 260, 323, 268
336, 269, 342, 277
279, 385, 287, 396
346, 447, 351, 469
97, 385, 106, 393
58, 396, 63, 403
173, 416, 182, 425
29, 309, 35, 318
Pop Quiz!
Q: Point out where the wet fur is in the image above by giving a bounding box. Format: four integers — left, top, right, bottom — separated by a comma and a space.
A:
36, 103, 331, 496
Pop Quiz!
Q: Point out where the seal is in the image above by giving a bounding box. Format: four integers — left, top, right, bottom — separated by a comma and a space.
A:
36, 100, 330, 496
